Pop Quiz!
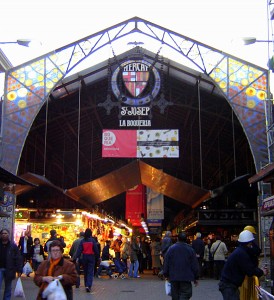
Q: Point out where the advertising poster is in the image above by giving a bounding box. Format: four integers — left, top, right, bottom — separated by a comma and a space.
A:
147, 187, 164, 221
102, 129, 179, 158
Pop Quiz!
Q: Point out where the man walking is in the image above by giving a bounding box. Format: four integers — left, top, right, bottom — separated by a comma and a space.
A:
191, 232, 205, 278
18, 230, 33, 264
161, 231, 173, 259
0, 228, 23, 300
44, 229, 66, 258
218, 230, 268, 300
163, 232, 199, 300
210, 235, 228, 280
243, 225, 261, 266
69, 231, 84, 288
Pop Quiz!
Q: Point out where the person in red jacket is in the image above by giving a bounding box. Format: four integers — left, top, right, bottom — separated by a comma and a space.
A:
75, 228, 99, 293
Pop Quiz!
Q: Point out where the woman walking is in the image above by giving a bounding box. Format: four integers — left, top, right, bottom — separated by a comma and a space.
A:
150, 236, 162, 275
128, 236, 141, 278
34, 240, 77, 300
30, 238, 45, 271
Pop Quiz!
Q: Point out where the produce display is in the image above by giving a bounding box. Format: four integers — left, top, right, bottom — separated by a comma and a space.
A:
15, 222, 84, 256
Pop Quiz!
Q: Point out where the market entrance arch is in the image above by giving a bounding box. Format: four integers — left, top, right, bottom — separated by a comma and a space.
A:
1, 17, 269, 215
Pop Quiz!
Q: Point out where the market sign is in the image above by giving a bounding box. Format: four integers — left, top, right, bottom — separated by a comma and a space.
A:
262, 195, 274, 211
15, 210, 29, 219
122, 63, 149, 97
102, 129, 179, 158
110, 59, 161, 128
147, 219, 162, 227
198, 209, 256, 225
112, 60, 160, 107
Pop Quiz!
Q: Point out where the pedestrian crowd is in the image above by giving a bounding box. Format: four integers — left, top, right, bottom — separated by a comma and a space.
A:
0, 225, 269, 300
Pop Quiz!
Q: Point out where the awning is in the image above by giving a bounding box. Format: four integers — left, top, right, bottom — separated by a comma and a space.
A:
0, 167, 37, 186
16, 161, 211, 209
15, 172, 61, 196
67, 160, 210, 208
15, 173, 87, 207
248, 163, 274, 184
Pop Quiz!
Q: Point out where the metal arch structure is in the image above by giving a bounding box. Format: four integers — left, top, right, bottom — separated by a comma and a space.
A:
1, 16, 269, 175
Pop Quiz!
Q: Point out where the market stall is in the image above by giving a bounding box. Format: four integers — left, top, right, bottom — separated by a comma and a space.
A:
14, 208, 132, 256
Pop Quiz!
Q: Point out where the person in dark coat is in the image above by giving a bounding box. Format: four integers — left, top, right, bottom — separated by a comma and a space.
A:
69, 231, 84, 288
96, 240, 113, 277
128, 236, 142, 278
243, 225, 261, 266
18, 230, 33, 264
163, 232, 199, 300
44, 229, 66, 258
0, 228, 23, 300
136, 236, 145, 274
161, 231, 173, 259
191, 232, 205, 278
218, 230, 267, 300
93, 236, 101, 276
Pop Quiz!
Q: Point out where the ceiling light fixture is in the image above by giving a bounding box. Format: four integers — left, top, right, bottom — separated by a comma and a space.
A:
0, 39, 32, 47
241, 37, 273, 46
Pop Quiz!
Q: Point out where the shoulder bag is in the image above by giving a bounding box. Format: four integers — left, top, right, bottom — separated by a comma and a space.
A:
212, 241, 221, 259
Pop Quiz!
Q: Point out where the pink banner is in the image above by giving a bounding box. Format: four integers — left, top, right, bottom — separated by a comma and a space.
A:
102, 130, 137, 157
102, 129, 179, 158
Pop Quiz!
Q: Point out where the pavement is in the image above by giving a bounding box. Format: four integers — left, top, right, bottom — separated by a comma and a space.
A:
3, 271, 223, 300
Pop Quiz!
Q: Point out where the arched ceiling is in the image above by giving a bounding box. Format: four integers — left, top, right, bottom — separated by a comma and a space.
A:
15, 47, 257, 221
1, 17, 268, 177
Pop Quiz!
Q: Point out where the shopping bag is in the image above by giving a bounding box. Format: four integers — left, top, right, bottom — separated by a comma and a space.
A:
36, 254, 44, 263
22, 262, 33, 275
255, 285, 274, 299
42, 279, 67, 300
14, 277, 26, 298
165, 280, 171, 296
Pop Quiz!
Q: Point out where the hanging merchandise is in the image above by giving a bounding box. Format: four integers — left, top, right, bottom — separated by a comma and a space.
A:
108, 228, 114, 239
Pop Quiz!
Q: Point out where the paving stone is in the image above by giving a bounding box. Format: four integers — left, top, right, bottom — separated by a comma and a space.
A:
4, 271, 224, 299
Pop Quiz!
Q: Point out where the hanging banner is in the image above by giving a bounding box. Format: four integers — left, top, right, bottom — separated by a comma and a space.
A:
147, 187, 164, 221
102, 129, 179, 158
125, 185, 146, 227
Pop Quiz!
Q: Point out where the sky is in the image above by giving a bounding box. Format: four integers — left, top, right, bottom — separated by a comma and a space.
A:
0, 0, 273, 94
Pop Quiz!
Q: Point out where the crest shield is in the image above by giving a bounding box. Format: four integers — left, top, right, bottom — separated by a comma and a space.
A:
122, 65, 149, 97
